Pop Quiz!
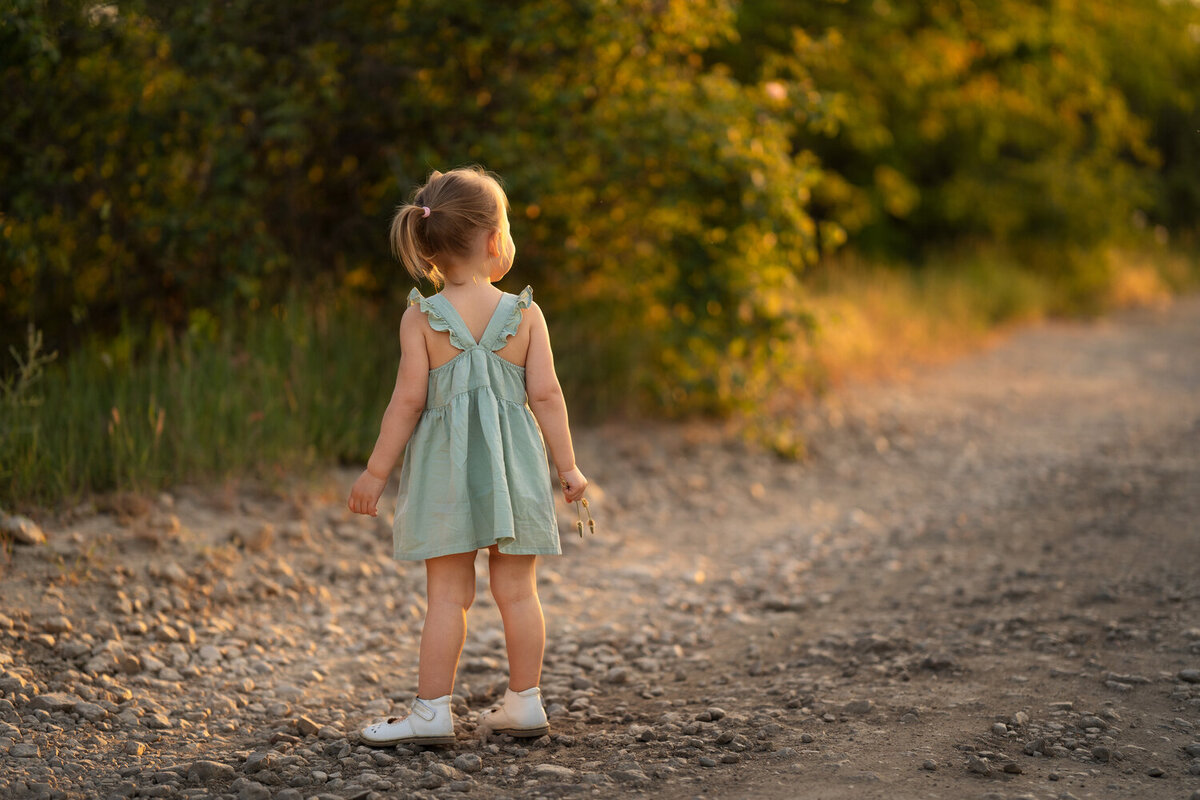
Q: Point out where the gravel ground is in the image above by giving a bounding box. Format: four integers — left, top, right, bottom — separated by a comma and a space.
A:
2, 296, 1199, 800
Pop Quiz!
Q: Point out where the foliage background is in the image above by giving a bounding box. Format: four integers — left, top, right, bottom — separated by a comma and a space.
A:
2, 0, 1198, 503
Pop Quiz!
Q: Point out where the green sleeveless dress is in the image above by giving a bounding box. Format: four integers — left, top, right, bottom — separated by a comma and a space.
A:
392, 286, 561, 561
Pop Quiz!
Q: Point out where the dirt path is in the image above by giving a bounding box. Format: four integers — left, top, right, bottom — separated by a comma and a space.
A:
2, 297, 1199, 800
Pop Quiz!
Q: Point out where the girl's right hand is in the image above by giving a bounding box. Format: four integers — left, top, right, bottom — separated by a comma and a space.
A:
348, 469, 387, 517
558, 466, 588, 503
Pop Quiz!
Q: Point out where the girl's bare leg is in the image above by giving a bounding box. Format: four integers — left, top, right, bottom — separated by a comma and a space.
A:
417, 551, 478, 698
487, 546, 544, 691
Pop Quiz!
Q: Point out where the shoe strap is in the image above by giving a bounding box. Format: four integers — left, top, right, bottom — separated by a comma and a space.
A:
412, 698, 436, 722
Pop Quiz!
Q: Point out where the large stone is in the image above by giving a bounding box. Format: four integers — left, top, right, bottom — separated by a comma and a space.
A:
243, 751, 278, 773
188, 760, 236, 782
532, 763, 576, 781
1, 514, 46, 546
295, 716, 320, 736
10, 742, 40, 758
29, 692, 80, 712
73, 700, 108, 721
238, 780, 271, 800
453, 753, 483, 774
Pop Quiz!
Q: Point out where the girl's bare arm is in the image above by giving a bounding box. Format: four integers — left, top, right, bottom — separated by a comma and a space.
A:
348, 306, 429, 516
525, 303, 587, 502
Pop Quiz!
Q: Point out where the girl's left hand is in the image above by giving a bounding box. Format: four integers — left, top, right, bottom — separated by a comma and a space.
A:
348, 470, 387, 516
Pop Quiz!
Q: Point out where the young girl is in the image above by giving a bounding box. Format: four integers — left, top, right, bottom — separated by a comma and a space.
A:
347, 166, 588, 746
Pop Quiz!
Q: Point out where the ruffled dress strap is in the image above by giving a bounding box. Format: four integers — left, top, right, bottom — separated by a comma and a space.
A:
408, 288, 476, 351
479, 286, 534, 352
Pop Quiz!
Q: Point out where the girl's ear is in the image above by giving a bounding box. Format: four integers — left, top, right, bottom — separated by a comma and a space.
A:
486, 229, 502, 257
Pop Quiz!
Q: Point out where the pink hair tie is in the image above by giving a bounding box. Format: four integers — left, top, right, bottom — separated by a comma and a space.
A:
421, 206, 431, 218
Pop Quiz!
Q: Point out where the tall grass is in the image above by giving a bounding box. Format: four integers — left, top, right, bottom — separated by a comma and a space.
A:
795, 245, 1196, 388
1, 298, 397, 509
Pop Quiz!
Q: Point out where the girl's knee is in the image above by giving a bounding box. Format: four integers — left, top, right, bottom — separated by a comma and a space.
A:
429, 578, 475, 611
426, 552, 477, 610
488, 553, 537, 607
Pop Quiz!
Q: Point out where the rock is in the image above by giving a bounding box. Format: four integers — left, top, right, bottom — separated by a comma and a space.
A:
243, 751, 278, 773
453, 754, 483, 774
238, 780, 270, 800
10, 742, 40, 758
1091, 745, 1112, 762
1003, 762, 1022, 774
295, 716, 320, 736
232, 524, 274, 553
41, 615, 73, 634
274, 683, 304, 701
189, 760, 236, 782
29, 692, 80, 712
843, 699, 873, 715
921, 759, 937, 771
921, 653, 957, 671
125, 742, 147, 756
427, 762, 465, 781
966, 754, 992, 776
991, 722, 1008, 736
1, 514, 46, 545
73, 700, 108, 721
84, 652, 121, 676
1179, 669, 1200, 684
609, 769, 650, 785
143, 713, 172, 729
0, 675, 28, 693
607, 667, 630, 684
531, 763, 575, 781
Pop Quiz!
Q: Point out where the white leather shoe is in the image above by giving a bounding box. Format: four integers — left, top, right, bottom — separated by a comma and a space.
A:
360, 695, 455, 746
477, 686, 550, 743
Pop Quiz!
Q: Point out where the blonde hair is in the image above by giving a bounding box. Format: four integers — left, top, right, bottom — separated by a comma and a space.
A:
389, 166, 510, 286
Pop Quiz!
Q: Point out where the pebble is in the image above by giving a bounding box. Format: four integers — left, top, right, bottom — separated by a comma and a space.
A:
29, 692, 79, 712
295, 716, 320, 736
966, 754, 992, 776
238, 780, 270, 800
1179, 669, 1200, 684
143, 712, 172, 729
188, 760, 236, 781
10, 743, 40, 758
532, 763, 576, 780
453, 753, 483, 773
74, 700, 108, 721
921, 759, 937, 770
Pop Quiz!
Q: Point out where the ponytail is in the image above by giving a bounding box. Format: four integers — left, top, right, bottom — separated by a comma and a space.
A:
389, 204, 443, 286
